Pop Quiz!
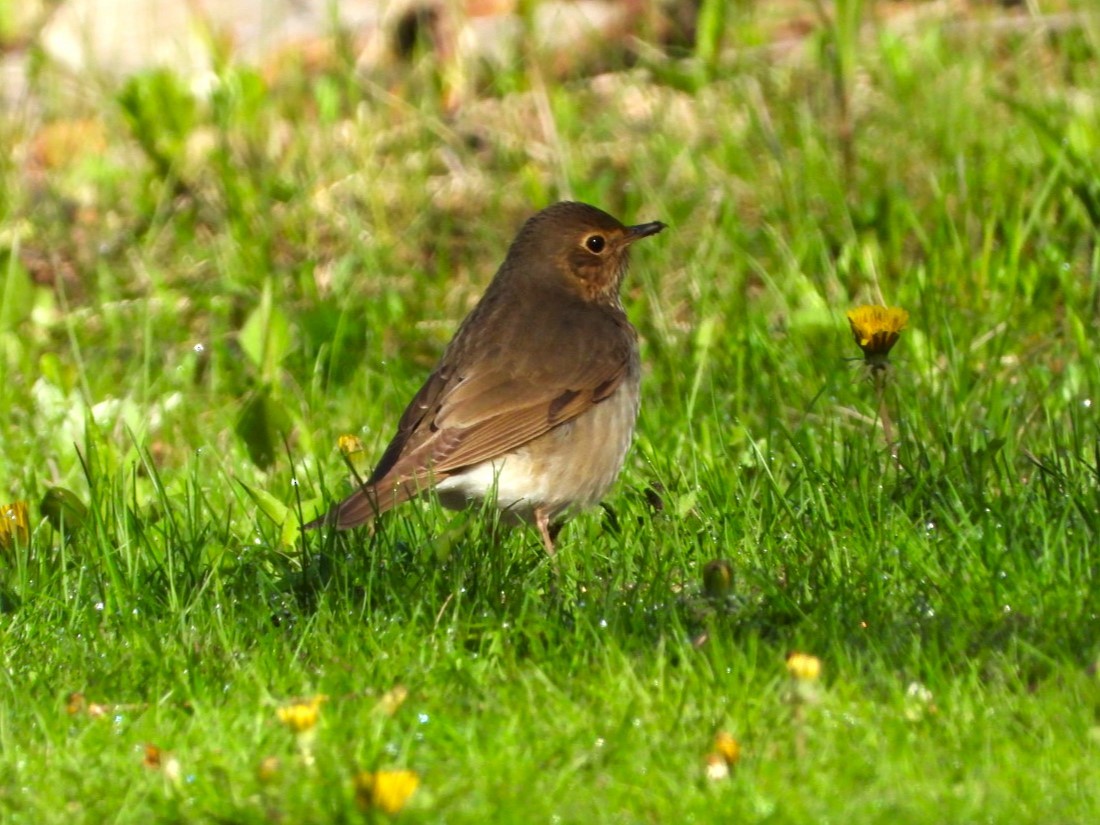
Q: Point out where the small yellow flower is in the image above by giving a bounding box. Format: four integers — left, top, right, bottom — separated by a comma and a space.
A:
257, 756, 282, 783
337, 435, 365, 457
786, 652, 822, 682
338, 434, 370, 474
276, 695, 326, 733
355, 769, 420, 814
846, 305, 908, 365
0, 501, 30, 549
713, 731, 741, 766
373, 685, 409, 717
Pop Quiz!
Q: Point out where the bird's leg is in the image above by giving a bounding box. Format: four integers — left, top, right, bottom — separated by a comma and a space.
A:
535, 507, 556, 556
535, 507, 564, 598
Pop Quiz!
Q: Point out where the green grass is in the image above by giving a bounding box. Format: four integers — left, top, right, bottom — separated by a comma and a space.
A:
2, 3, 1100, 822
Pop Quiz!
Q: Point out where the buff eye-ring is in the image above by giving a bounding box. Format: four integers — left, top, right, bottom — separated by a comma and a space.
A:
585, 234, 606, 253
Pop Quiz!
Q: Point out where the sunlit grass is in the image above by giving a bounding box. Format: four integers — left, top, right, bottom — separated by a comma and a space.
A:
2, 3, 1099, 822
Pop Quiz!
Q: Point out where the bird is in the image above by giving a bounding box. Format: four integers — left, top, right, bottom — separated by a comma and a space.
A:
306, 201, 666, 554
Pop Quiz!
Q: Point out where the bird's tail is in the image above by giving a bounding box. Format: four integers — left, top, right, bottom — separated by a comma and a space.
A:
302, 483, 416, 531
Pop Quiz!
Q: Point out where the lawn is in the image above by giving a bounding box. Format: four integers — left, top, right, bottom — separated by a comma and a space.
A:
1, 2, 1098, 822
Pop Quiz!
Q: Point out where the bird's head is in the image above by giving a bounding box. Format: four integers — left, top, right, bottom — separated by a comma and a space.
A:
507, 202, 666, 304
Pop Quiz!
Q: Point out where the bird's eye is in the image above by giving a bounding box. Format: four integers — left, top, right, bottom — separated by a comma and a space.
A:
585, 234, 606, 253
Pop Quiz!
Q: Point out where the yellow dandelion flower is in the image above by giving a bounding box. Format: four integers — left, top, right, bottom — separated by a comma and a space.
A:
338, 434, 370, 474
713, 731, 741, 766
257, 756, 282, 783
337, 435, 365, 457
276, 695, 326, 733
373, 685, 409, 717
355, 769, 420, 814
786, 652, 822, 682
846, 305, 908, 365
0, 501, 30, 548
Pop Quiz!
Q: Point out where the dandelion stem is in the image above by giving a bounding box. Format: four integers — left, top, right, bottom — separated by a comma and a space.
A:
873, 367, 898, 460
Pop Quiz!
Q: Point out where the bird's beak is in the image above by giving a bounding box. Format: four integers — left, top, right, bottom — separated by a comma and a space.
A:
625, 221, 667, 242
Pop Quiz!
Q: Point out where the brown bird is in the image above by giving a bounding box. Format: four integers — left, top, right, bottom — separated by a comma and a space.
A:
307, 201, 666, 554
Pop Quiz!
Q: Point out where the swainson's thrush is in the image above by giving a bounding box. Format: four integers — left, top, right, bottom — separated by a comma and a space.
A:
307, 201, 666, 553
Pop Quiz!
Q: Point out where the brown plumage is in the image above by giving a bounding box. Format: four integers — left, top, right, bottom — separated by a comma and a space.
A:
306, 201, 666, 553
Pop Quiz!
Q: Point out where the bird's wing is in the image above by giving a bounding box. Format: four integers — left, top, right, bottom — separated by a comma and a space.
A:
320, 312, 635, 529
380, 328, 633, 484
